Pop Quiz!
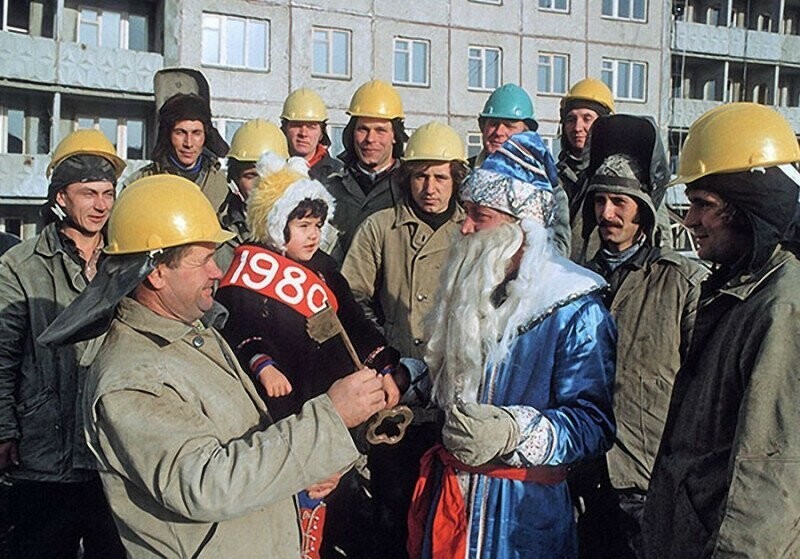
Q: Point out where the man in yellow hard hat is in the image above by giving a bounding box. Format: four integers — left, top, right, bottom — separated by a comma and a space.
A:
216, 119, 289, 271
281, 88, 343, 183
342, 122, 468, 556
0, 129, 126, 558
642, 103, 800, 558
558, 78, 616, 261
38, 174, 389, 558
325, 79, 408, 265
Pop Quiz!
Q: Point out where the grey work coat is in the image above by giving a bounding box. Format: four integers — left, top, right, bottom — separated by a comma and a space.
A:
341, 199, 464, 360
85, 297, 360, 558
0, 223, 99, 482
642, 248, 800, 558
587, 247, 707, 491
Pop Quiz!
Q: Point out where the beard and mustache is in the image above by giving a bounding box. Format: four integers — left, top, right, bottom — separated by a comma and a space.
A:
426, 221, 554, 407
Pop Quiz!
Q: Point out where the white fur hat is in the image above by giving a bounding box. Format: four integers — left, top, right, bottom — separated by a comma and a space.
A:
246, 152, 336, 253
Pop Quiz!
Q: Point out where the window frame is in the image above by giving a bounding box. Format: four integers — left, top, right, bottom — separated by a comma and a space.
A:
537, 52, 569, 95
392, 36, 431, 88
1, 0, 31, 33
468, 45, 502, 92
466, 131, 483, 159
0, 92, 50, 155
312, 26, 352, 79
201, 12, 271, 72
73, 116, 147, 160
601, 57, 647, 102
601, 0, 647, 23
77, 5, 149, 51
538, 0, 569, 13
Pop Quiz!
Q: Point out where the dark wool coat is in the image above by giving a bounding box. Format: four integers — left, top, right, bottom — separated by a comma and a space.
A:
215, 247, 398, 421
642, 248, 800, 558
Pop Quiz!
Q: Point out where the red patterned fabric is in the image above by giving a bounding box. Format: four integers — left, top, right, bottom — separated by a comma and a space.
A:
407, 444, 567, 558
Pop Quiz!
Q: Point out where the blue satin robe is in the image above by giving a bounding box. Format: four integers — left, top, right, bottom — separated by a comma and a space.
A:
443, 294, 616, 559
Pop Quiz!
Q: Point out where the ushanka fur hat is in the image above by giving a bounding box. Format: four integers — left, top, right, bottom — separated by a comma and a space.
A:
247, 152, 337, 253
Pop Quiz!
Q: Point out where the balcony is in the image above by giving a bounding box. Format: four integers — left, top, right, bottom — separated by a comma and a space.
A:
672, 20, 797, 62
668, 98, 721, 129
0, 32, 57, 83
0, 32, 162, 94
58, 42, 162, 94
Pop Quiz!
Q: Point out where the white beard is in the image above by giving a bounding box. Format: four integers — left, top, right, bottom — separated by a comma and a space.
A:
425, 219, 605, 407
426, 222, 524, 407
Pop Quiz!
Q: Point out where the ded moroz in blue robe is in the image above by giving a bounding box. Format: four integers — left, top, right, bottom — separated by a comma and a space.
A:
415, 278, 616, 559
463, 294, 616, 558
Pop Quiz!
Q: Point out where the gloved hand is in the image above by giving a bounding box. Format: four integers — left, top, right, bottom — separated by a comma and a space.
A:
442, 401, 520, 467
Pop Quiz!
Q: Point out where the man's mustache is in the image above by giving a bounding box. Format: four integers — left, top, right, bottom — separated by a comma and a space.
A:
598, 219, 624, 228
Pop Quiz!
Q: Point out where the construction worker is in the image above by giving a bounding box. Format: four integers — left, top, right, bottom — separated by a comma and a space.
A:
558, 78, 616, 261
471, 84, 571, 256
126, 93, 229, 214
216, 118, 289, 271
280, 88, 343, 183
572, 115, 707, 558
642, 103, 800, 558
0, 130, 126, 558
38, 175, 385, 558
342, 123, 468, 556
325, 79, 408, 265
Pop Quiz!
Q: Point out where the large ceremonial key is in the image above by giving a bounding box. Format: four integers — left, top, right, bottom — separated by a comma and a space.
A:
306, 306, 413, 445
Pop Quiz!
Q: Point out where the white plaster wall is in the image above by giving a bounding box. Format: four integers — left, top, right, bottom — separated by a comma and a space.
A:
288, 6, 373, 116
523, 1, 587, 41
373, 20, 450, 120
450, 0, 522, 32
448, 28, 521, 119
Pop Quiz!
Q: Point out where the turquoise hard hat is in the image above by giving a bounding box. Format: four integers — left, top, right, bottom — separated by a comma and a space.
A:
478, 84, 538, 131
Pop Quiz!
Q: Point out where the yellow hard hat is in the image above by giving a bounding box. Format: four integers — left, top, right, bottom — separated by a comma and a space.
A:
227, 119, 289, 161
47, 129, 126, 178
560, 78, 615, 114
671, 102, 800, 186
281, 88, 329, 122
404, 122, 468, 164
347, 79, 405, 119
105, 175, 234, 255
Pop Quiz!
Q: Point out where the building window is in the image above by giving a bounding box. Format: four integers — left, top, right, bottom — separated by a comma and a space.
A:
0, 91, 49, 155
601, 0, 646, 22
602, 58, 647, 101
393, 38, 430, 87
469, 0, 502, 4
78, 7, 149, 51
214, 118, 246, 145
706, 6, 721, 25
202, 13, 270, 71
757, 13, 772, 32
541, 135, 560, 159
75, 116, 146, 160
1, 0, 30, 33
313, 27, 351, 78
538, 53, 568, 94
539, 0, 569, 12
466, 132, 483, 159
468, 46, 501, 91
328, 124, 345, 158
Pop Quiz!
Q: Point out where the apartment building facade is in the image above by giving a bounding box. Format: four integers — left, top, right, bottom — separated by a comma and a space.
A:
4, 0, 795, 238
669, 0, 800, 169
